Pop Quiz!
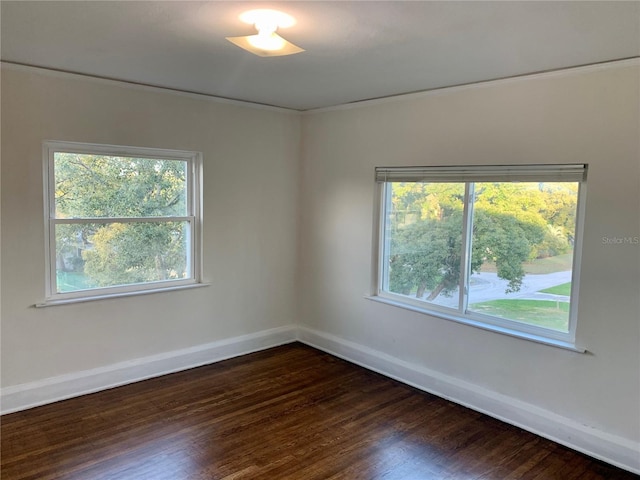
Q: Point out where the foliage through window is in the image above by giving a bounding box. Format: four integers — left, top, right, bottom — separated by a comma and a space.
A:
44, 141, 202, 302
375, 165, 586, 347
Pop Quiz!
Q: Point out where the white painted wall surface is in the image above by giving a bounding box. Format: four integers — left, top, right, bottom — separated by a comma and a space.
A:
1, 67, 300, 387
299, 65, 640, 444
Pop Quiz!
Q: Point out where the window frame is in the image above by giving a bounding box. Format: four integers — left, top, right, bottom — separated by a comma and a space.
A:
42, 141, 203, 305
370, 164, 587, 351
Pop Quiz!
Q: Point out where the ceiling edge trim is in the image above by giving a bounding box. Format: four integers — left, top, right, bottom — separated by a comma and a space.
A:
2, 57, 637, 114
0, 61, 300, 114
302, 57, 640, 115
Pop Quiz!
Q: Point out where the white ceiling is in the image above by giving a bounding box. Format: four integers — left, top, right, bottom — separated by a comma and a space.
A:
2, 1, 638, 111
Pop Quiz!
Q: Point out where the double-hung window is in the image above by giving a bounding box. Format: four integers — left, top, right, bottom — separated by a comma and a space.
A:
43, 141, 203, 304
373, 164, 587, 350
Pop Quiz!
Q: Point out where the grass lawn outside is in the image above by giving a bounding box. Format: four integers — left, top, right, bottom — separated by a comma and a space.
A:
57, 271, 97, 292
540, 282, 572, 296
480, 252, 574, 275
470, 299, 569, 331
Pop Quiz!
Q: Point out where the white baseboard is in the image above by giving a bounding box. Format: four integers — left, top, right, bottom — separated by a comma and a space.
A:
3, 324, 638, 474
296, 326, 640, 475
1, 325, 297, 415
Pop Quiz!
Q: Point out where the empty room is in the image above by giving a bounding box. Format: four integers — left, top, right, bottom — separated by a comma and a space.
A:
1, 1, 639, 478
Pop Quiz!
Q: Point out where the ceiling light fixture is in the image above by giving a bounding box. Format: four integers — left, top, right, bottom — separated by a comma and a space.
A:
226, 9, 304, 57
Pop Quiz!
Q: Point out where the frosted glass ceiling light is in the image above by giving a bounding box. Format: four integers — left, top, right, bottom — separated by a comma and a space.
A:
226, 9, 304, 57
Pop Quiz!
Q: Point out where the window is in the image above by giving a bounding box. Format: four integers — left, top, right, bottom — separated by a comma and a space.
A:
373, 165, 587, 349
43, 141, 202, 304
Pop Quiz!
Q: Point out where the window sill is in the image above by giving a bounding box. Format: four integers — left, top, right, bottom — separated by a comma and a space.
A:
35, 283, 210, 308
365, 295, 586, 353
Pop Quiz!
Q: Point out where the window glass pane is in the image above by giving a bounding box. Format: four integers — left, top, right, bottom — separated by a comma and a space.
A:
55, 221, 189, 293
54, 153, 187, 218
467, 182, 579, 332
382, 182, 465, 309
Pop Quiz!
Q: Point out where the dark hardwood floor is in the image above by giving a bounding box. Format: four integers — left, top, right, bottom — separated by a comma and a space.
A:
1, 343, 637, 479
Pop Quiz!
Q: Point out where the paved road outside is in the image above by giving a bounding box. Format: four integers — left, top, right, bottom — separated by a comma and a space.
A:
426, 270, 572, 309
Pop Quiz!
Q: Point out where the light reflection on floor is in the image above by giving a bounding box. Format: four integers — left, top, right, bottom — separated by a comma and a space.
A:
365, 435, 486, 480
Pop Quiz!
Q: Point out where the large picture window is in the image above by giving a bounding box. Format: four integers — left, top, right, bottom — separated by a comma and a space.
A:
43, 141, 202, 304
373, 165, 586, 349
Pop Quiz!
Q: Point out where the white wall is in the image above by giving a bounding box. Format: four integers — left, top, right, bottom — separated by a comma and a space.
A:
298, 64, 640, 460
1, 66, 300, 387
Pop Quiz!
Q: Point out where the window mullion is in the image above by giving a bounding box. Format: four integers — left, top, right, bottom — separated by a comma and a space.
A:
458, 182, 475, 313
379, 182, 393, 293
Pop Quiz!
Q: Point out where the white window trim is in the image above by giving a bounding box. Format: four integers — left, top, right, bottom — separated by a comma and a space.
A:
41, 141, 204, 305
35, 283, 210, 308
370, 164, 588, 352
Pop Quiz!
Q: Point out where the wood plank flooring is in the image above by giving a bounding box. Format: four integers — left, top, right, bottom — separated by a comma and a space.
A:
1, 343, 637, 479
